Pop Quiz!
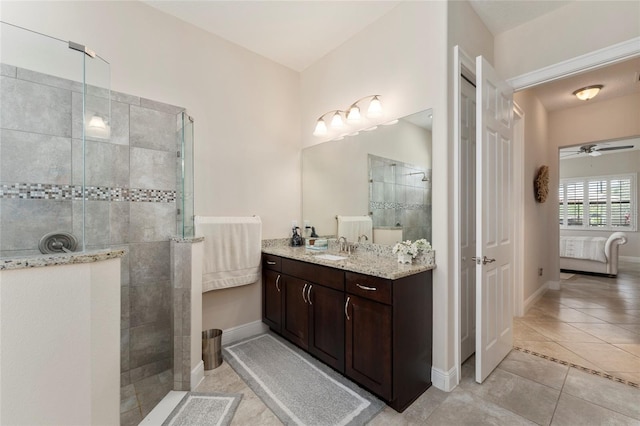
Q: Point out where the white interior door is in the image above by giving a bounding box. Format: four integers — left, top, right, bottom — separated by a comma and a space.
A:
460, 77, 476, 363
475, 56, 514, 383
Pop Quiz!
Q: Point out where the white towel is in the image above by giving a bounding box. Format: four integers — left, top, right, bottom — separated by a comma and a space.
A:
337, 215, 373, 243
195, 216, 262, 292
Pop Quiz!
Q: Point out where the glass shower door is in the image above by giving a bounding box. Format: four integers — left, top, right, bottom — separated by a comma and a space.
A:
176, 111, 194, 238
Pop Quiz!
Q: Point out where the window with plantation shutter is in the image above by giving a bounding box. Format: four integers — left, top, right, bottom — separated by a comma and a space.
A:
610, 178, 632, 228
588, 180, 607, 228
559, 174, 636, 231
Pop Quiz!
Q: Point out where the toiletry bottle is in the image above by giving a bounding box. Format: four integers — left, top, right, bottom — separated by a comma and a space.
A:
291, 227, 303, 247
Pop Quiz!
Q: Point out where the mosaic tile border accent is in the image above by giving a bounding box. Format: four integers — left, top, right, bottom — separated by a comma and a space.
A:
0, 183, 175, 203
369, 201, 427, 211
513, 346, 639, 389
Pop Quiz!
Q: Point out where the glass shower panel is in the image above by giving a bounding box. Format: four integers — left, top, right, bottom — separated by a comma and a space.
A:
1, 22, 83, 257
79, 47, 111, 251
0, 21, 110, 256
176, 112, 195, 238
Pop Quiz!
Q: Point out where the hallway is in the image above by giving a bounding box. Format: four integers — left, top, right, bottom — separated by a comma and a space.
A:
514, 261, 640, 385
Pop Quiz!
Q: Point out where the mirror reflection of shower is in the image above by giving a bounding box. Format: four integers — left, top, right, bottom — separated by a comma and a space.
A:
409, 171, 429, 182
368, 154, 432, 242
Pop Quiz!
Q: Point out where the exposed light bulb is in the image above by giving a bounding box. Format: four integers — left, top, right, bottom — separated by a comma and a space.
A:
367, 96, 382, 118
347, 105, 361, 122
313, 118, 327, 136
330, 111, 343, 128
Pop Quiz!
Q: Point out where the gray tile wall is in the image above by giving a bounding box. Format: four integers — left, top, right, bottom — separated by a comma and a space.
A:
368, 154, 432, 242
0, 64, 185, 425
170, 240, 194, 392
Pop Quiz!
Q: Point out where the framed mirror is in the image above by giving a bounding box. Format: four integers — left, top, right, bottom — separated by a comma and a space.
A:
302, 109, 432, 245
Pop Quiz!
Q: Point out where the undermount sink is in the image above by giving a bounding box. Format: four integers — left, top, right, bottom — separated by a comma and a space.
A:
314, 254, 348, 261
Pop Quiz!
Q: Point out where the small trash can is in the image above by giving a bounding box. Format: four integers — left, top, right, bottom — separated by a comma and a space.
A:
202, 329, 223, 370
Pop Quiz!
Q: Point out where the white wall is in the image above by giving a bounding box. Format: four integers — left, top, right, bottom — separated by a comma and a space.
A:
1, 0, 301, 331
513, 90, 556, 299
494, 1, 640, 80
0, 259, 120, 425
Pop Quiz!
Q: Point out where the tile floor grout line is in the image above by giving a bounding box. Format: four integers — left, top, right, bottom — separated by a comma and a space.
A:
548, 361, 572, 426
512, 346, 639, 388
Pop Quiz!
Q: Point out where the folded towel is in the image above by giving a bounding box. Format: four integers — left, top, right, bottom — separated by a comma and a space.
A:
337, 215, 373, 243
195, 216, 262, 292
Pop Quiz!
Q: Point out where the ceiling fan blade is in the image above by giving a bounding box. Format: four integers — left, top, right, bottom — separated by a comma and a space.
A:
560, 153, 580, 158
596, 145, 635, 152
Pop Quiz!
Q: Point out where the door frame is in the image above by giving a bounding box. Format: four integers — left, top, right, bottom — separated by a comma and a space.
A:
452, 36, 640, 389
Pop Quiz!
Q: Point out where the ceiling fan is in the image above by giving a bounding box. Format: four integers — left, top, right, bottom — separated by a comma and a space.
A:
560, 143, 635, 158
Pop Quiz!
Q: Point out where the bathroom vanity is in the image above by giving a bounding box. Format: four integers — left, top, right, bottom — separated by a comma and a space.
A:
261, 243, 434, 412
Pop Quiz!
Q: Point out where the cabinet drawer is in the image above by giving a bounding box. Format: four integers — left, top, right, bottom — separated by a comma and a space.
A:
346, 272, 392, 305
282, 258, 344, 291
263, 254, 281, 271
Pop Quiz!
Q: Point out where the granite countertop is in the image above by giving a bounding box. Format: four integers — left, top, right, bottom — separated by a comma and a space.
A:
262, 239, 435, 280
0, 248, 126, 271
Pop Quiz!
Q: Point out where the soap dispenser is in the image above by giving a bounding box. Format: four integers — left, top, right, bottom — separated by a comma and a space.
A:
291, 227, 303, 247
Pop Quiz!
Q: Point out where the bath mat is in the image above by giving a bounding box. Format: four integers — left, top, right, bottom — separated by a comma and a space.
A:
161, 391, 242, 426
223, 333, 384, 426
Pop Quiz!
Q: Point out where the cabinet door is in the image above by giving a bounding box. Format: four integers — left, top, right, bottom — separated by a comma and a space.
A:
345, 294, 392, 400
308, 284, 345, 373
263, 269, 283, 332
282, 275, 309, 350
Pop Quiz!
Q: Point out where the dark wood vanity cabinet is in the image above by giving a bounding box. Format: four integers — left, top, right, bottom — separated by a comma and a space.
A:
345, 271, 432, 411
262, 253, 432, 412
262, 255, 283, 332
281, 258, 345, 372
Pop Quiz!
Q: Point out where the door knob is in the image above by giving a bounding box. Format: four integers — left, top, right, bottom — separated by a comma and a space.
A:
471, 256, 496, 265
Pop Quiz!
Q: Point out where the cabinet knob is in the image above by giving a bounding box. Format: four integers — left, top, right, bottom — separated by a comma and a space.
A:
275, 274, 281, 292
344, 296, 351, 320
302, 283, 308, 303
266, 261, 276, 265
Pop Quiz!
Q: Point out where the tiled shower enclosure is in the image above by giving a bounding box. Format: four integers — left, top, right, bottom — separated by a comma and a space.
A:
0, 63, 186, 424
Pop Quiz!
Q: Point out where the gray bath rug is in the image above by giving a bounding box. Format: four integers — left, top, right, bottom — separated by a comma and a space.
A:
223, 332, 384, 426
161, 392, 242, 426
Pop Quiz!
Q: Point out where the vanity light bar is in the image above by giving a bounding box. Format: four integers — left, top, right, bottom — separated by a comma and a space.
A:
313, 95, 382, 137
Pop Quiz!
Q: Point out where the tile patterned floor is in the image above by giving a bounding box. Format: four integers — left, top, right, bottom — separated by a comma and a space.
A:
515, 261, 640, 386
191, 262, 640, 425
197, 349, 640, 425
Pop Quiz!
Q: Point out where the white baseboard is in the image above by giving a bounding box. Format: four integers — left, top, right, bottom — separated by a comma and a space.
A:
221, 320, 268, 346
523, 282, 550, 314
431, 365, 458, 392
190, 360, 204, 391
620, 256, 640, 263
547, 280, 560, 291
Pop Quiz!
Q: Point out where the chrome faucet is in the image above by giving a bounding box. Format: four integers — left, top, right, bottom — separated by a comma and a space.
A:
358, 234, 368, 243
338, 236, 347, 252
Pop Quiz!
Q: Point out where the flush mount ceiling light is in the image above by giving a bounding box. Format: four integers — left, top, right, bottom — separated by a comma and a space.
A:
572, 85, 603, 101
313, 95, 382, 137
